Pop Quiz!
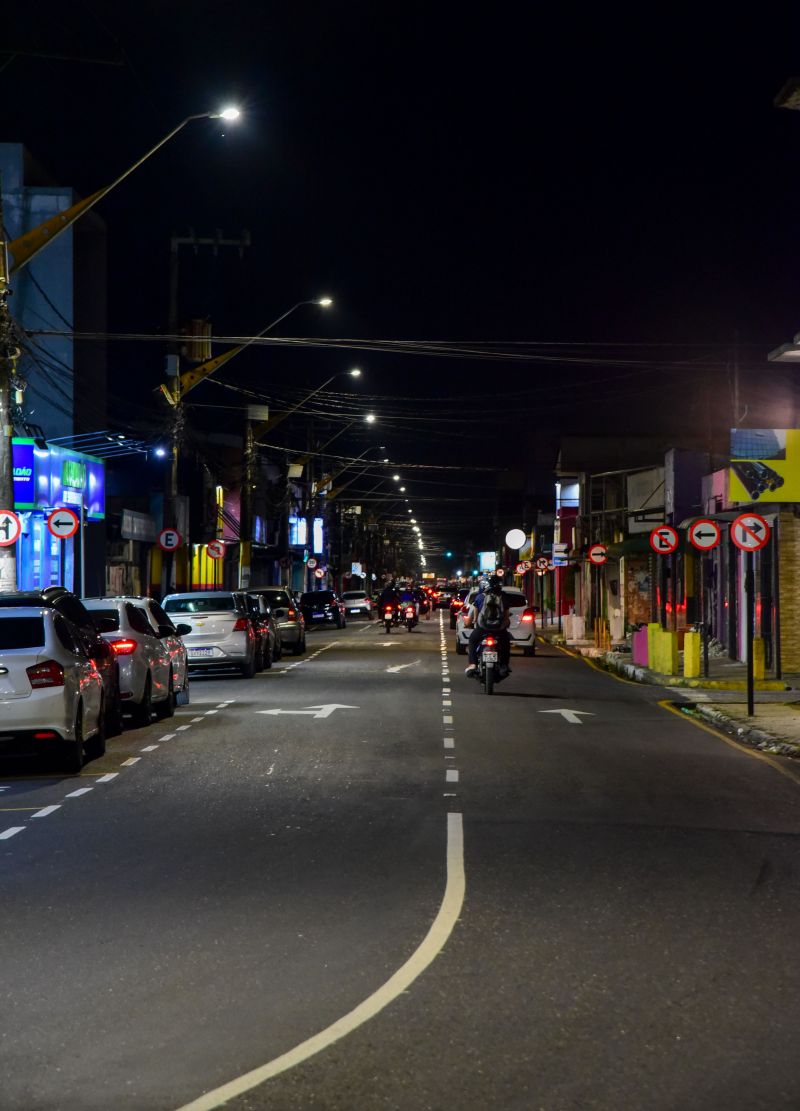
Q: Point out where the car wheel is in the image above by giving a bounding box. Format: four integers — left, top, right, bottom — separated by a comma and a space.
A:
263, 641, 273, 669
132, 675, 153, 727
450, 617, 456, 630
455, 640, 466, 655
64, 703, 84, 774
523, 645, 536, 657
155, 676, 175, 719
85, 697, 106, 760
106, 678, 124, 737
293, 635, 306, 656
240, 656, 256, 679
274, 638, 283, 661
255, 642, 265, 673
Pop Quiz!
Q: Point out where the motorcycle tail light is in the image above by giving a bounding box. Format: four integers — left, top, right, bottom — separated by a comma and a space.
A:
232, 618, 250, 632
405, 607, 414, 616
110, 639, 138, 656
484, 637, 496, 647
385, 606, 393, 612
26, 660, 65, 688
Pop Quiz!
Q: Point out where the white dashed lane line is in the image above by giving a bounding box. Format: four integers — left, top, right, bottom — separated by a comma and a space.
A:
31, 805, 61, 818
0, 827, 25, 840
64, 787, 93, 798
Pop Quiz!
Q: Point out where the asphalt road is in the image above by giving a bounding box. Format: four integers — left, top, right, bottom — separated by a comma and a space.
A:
2, 611, 800, 1111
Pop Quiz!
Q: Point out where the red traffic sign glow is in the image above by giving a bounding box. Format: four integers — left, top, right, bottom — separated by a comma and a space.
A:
649, 525, 679, 555
0, 509, 22, 547
588, 543, 608, 566
731, 512, 771, 552
688, 519, 721, 551
515, 561, 532, 574
46, 507, 79, 540
535, 556, 549, 570
158, 527, 183, 552
207, 539, 225, 560
306, 557, 318, 570
314, 567, 325, 579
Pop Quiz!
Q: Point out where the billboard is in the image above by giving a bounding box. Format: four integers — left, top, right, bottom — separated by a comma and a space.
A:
729, 429, 799, 503
478, 550, 496, 572
12, 439, 105, 519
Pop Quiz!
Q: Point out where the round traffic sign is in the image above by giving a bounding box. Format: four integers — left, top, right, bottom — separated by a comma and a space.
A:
46, 507, 79, 540
207, 539, 225, 560
649, 525, 679, 555
306, 557, 318, 570
588, 543, 608, 566
514, 562, 528, 575
505, 528, 527, 549
731, 512, 771, 552
158, 527, 183, 552
314, 567, 325, 579
688, 519, 721, 552
0, 509, 22, 547
535, 556, 549, 570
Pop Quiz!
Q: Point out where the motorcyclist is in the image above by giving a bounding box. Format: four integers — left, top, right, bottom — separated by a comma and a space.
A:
463, 575, 511, 677
378, 580, 401, 620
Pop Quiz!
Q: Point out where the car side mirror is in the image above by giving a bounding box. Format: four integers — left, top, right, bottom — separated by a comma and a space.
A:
158, 623, 176, 638
174, 623, 192, 637
95, 616, 117, 634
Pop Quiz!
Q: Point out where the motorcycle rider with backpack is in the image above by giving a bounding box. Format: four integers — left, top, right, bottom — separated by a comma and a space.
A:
463, 575, 511, 677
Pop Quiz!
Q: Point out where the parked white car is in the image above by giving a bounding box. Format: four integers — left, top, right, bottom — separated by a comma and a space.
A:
455, 587, 537, 656
162, 592, 258, 678
84, 598, 189, 726
341, 590, 373, 618
0, 606, 105, 772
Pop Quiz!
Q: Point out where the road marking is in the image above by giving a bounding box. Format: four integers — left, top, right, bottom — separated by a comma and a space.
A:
442, 700, 452, 706
216, 703, 229, 708
446, 769, 459, 783
0, 827, 24, 840
442, 715, 453, 724
121, 757, 141, 766
95, 773, 119, 783
64, 787, 93, 798
174, 812, 465, 1111
159, 733, 176, 741
539, 708, 594, 724
386, 660, 420, 673
141, 745, 159, 752
444, 737, 454, 748
191, 717, 204, 723
205, 710, 218, 715
176, 725, 191, 731
31, 805, 61, 818
257, 703, 359, 720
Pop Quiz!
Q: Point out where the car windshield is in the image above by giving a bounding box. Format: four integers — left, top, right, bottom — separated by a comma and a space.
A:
88, 608, 120, 630
504, 592, 528, 608
253, 591, 289, 608
302, 592, 333, 604
0, 616, 46, 650
164, 596, 236, 614
342, 592, 366, 600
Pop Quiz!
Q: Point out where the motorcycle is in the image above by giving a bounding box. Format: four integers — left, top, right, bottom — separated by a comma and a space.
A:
473, 634, 509, 695
403, 603, 416, 632
383, 604, 398, 634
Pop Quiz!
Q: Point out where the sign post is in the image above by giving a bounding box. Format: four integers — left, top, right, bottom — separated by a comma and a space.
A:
688, 519, 721, 678
731, 512, 771, 716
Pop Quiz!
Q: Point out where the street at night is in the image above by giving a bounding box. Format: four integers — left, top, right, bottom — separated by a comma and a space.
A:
2, 616, 800, 1110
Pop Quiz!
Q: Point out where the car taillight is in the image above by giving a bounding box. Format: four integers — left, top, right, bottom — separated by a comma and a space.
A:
233, 618, 249, 632
110, 638, 138, 656
287, 608, 298, 620
453, 600, 463, 608
484, 637, 496, 647
26, 660, 65, 688
521, 609, 535, 623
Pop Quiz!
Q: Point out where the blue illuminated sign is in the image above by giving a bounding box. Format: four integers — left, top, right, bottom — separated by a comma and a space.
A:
313, 517, 324, 555
12, 440, 35, 507
12, 439, 105, 519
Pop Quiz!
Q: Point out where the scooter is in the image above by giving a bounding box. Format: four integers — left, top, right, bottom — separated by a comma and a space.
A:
384, 604, 397, 634
473, 635, 509, 695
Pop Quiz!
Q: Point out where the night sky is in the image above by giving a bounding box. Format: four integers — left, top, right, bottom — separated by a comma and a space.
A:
5, 5, 800, 552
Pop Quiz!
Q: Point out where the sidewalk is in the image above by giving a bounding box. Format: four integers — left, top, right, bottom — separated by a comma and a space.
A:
540, 624, 800, 758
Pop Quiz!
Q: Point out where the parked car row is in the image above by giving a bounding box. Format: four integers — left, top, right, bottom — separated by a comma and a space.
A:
0, 584, 312, 772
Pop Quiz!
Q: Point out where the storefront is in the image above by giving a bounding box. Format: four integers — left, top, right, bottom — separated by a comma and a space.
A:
12, 438, 105, 594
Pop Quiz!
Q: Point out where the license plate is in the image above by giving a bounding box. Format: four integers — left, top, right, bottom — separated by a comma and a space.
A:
188, 648, 214, 658
348, 607, 361, 613
313, 612, 325, 618
483, 651, 498, 663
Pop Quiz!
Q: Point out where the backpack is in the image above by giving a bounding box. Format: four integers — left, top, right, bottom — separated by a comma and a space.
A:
476, 590, 504, 631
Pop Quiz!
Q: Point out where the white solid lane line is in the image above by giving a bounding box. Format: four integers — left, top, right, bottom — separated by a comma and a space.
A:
31, 805, 61, 818
175, 813, 465, 1111
0, 827, 24, 840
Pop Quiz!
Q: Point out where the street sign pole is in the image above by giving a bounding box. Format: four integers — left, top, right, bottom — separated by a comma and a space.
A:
745, 550, 755, 717
79, 501, 86, 598
701, 557, 709, 679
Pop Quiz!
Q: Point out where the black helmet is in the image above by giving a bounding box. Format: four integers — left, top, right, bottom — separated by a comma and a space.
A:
488, 574, 502, 591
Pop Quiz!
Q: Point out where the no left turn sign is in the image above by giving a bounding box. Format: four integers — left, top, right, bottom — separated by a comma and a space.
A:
588, 543, 608, 565
207, 539, 225, 560
46, 507, 79, 540
314, 567, 325, 579
649, 525, 679, 555
731, 512, 771, 552
0, 509, 22, 547
688, 519, 721, 551
158, 528, 183, 552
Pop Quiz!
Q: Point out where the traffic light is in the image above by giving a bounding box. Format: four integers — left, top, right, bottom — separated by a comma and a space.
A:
445, 550, 453, 557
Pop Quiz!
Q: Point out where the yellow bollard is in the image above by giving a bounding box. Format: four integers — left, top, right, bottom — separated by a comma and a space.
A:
657, 629, 678, 675
683, 630, 701, 679
753, 637, 765, 681
647, 622, 660, 670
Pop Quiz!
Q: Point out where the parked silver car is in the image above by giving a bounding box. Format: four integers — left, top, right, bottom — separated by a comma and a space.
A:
162, 592, 258, 678
84, 598, 190, 726
0, 606, 105, 772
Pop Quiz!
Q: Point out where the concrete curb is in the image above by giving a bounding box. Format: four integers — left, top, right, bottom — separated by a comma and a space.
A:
688, 704, 800, 759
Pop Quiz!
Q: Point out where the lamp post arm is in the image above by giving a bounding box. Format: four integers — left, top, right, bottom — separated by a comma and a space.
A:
9, 113, 213, 275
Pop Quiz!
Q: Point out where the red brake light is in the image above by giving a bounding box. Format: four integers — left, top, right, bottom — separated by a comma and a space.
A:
287, 608, 297, 619
34, 731, 58, 740
385, 605, 393, 612
484, 637, 496, 647
26, 660, 65, 688
521, 609, 535, 623
110, 638, 138, 656
232, 617, 249, 632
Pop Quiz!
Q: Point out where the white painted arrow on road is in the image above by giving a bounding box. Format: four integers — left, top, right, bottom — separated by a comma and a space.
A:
539, 709, 595, 724
257, 703, 359, 719
386, 659, 420, 673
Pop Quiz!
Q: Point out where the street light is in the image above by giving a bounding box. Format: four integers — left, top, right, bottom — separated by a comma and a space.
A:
9, 106, 243, 274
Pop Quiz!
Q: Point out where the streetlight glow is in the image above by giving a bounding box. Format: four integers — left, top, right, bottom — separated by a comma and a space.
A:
365, 413, 376, 423
349, 367, 362, 378
393, 474, 401, 481
399, 486, 406, 492
216, 106, 241, 121
316, 297, 333, 307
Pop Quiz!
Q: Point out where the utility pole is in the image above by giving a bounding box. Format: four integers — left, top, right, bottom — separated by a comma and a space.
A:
0, 179, 22, 591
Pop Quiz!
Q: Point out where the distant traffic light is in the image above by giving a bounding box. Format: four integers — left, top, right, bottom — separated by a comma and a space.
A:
445, 550, 453, 557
